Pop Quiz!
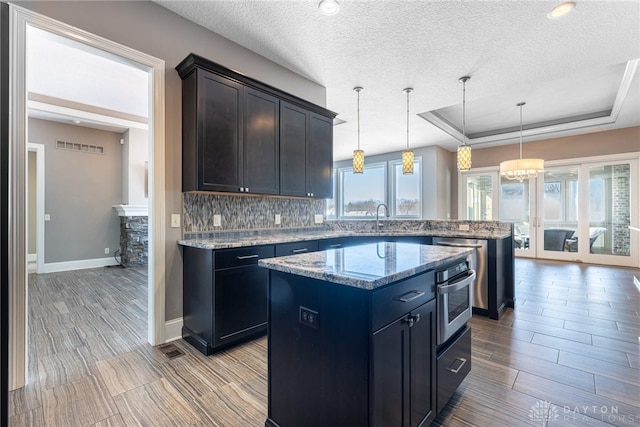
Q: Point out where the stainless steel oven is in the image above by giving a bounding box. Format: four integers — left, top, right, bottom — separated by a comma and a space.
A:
436, 260, 476, 345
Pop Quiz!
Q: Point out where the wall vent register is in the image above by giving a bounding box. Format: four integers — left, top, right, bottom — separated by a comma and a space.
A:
56, 140, 104, 154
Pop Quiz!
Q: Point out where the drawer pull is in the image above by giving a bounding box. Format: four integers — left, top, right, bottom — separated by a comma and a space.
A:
327, 244, 342, 248
236, 254, 260, 260
447, 357, 467, 374
291, 248, 309, 253
394, 290, 425, 303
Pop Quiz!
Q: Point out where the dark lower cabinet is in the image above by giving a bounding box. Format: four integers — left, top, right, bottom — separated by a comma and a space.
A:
373, 299, 436, 427
182, 245, 274, 355
267, 269, 437, 427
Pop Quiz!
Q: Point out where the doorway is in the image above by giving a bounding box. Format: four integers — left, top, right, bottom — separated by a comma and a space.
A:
9, 5, 166, 390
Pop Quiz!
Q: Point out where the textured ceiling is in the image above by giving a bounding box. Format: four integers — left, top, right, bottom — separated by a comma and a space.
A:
156, 0, 640, 160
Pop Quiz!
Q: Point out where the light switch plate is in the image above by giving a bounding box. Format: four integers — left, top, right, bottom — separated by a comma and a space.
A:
170, 214, 181, 228
459, 224, 470, 231
314, 214, 323, 224
275, 214, 281, 225
213, 214, 222, 227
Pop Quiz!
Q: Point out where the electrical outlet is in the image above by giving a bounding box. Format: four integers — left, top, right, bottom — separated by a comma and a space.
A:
171, 214, 181, 228
299, 306, 319, 329
459, 224, 470, 231
44, 214, 51, 221
275, 214, 281, 225
314, 214, 323, 224
104, 248, 110, 254
213, 214, 222, 227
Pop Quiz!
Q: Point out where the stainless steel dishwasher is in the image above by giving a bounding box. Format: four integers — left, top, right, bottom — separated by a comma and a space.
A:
432, 237, 488, 311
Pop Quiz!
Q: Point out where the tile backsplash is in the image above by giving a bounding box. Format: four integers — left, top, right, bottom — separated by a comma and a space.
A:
183, 193, 325, 235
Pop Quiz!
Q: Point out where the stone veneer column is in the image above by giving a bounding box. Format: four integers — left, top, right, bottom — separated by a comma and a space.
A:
612, 165, 630, 256
113, 205, 148, 267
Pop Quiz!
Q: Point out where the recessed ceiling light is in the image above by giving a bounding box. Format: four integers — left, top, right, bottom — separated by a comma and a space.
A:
318, 0, 340, 16
548, 2, 576, 19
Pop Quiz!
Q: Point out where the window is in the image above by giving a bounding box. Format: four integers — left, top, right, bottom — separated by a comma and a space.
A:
339, 163, 386, 217
332, 157, 422, 219
391, 159, 421, 217
325, 168, 337, 219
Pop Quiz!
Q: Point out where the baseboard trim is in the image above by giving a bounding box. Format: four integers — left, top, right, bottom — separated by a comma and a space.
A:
164, 317, 184, 343
42, 257, 119, 273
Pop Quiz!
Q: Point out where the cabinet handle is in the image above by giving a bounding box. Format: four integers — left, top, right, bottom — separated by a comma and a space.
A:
310, 193, 314, 197
246, 187, 249, 192
236, 254, 260, 260
327, 244, 342, 248
291, 248, 309, 253
446, 358, 467, 374
394, 290, 425, 303
239, 187, 244, 192
402, 313, 421, 328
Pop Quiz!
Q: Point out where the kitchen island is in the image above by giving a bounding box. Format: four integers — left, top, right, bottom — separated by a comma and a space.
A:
259, 242, 473, 427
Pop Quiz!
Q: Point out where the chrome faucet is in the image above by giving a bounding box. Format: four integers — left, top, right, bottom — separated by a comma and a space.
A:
376, 203, 389, 231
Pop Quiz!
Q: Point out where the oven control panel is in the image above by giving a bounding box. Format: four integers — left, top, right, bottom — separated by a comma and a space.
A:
436, 261, 468, 283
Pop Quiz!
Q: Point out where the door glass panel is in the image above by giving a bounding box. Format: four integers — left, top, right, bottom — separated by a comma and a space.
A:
465, 175, 493, 220
542, 167, 578, 252
500, 177, 531, 251
588, 164, 630, 257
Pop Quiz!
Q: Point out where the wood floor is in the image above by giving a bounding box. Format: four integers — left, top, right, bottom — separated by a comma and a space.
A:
8, 259, 640, 426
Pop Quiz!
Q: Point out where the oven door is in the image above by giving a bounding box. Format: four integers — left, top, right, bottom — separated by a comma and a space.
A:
437, 270, 475, 345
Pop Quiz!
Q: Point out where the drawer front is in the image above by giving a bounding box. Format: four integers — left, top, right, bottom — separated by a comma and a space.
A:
371, 270, 435, 332
437, 326, 471, 414
275, 240, 319, 257
214, 245, 274, 270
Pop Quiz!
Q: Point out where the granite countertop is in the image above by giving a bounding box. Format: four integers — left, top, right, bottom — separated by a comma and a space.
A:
178, 228, 510, 250
258, 242, 472, 290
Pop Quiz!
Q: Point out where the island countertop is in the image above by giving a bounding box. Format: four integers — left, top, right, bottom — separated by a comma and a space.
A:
258, 242, 472, 290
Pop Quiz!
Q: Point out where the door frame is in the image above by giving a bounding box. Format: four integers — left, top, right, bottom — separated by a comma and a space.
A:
9, 5, 166, 389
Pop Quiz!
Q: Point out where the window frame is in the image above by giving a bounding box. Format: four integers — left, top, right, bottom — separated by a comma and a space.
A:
337, 161, 388, 219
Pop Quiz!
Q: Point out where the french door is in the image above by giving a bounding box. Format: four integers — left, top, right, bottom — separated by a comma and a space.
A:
460, 156, 639, 267
539, 159, 638, 266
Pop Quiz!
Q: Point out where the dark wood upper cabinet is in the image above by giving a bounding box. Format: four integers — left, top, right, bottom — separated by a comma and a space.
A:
279, 103, 334, 198
177, 54, 336, 197
243, 88, 279, 195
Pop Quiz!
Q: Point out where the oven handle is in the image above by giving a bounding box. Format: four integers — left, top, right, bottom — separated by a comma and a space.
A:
437, 270, 476, 294
435, 242, 484, 249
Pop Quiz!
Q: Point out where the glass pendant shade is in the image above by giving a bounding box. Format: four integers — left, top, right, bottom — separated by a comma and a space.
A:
500, 102, 544, 181
457, 145, 472, 171
402, 150, 414, 175
353, 149, 365, 174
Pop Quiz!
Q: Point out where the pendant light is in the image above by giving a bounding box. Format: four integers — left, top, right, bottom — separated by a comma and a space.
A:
402, 88, 414, 175
353, 87, 364, 174
456, 76, 472, 171
499, 102, 545, 181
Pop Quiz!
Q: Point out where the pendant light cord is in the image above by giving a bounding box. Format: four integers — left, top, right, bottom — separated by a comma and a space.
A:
406, 89, 410, 150
518, 102, 525, 159
357, 89, 361, 151
462, 79, 466, 146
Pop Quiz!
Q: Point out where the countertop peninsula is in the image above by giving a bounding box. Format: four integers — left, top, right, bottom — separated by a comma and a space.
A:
178, 227, 511, 250
258, 242, 472, 290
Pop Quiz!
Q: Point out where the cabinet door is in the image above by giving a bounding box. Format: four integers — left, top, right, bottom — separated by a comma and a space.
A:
244, 88, 279, 195
280, 101, 308, 197
372, 300, 436, 427
372, 316, 410, 427
213, 265, 268, 346
198, 70, 243, 192
410, 299, 436, 426
307, 112, 333, 199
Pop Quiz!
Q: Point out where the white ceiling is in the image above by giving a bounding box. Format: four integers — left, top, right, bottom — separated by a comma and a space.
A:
155, 0, 640, 160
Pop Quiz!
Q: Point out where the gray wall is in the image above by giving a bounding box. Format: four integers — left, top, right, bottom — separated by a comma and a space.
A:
28, 118, 122, 263
17, 0, 327, 321
333, 145, 455, 220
